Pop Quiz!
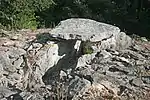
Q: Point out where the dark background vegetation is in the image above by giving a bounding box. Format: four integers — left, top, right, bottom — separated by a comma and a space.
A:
0, 0, 150, 37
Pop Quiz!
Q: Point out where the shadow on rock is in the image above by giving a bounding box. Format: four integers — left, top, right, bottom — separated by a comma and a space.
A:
42, 39, 82, 85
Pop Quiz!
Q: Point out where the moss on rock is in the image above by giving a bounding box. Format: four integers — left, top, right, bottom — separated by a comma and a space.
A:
82, 40, 94, 54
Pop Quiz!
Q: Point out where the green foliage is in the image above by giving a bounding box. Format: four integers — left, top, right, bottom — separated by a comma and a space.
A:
0, 0, 150, 37
36, 33, 51, 43
0, 0, 54, 30
13, 11, 37, 29
82, 41, 94, 54
37, 0, 150, 37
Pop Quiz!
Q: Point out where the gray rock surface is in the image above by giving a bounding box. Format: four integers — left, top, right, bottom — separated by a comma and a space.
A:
0, 86, 17, 99
50, 18, 132, 50
50, 18, 120, 42
0, 18, 149, 100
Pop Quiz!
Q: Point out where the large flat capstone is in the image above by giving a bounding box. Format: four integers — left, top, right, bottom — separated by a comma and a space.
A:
50, 18, 120, 42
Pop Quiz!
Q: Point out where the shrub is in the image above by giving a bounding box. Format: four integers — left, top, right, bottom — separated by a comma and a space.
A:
0, 0, 54, 30
82, 41, 94, 54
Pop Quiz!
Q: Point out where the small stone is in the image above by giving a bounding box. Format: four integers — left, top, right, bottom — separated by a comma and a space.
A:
131, 78, 144, 87
10, 36, 19, 40
141, 37, 148, 42
60, 70, 67, 80
136, 60, 145, 65
141, 76, 150, 84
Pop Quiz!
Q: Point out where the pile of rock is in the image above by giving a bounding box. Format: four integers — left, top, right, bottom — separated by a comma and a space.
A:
0, 18, 149, 100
